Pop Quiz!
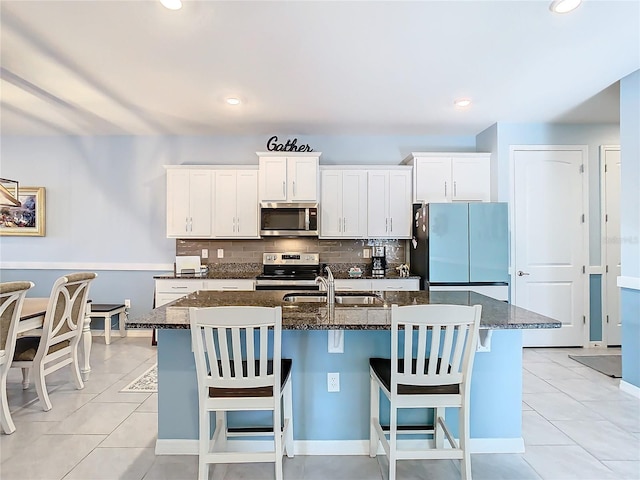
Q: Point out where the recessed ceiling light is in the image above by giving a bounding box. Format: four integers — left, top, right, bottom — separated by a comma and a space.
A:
549, 0, 582, 14
454, 98, 472, 108
160, 0, 182, 11
226, 97, 241, 106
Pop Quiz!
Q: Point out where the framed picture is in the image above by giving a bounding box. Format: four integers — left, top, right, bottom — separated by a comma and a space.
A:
0, 187, 46, 236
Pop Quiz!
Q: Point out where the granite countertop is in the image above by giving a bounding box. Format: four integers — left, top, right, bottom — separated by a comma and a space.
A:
127, 289, 561, 331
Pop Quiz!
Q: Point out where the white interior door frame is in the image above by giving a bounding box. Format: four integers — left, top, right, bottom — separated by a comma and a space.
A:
600, 145, 621, 346
509, 145, 590, 347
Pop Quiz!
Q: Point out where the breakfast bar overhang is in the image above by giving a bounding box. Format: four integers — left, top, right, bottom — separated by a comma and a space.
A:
127, 290, 560, 455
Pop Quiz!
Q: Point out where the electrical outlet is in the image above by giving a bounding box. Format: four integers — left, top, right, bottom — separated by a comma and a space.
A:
363, 248, 370, 259
201, 249, 208, 259
327, 372, 340, 392
217, 248, 224, 259
124, 299, 131, 308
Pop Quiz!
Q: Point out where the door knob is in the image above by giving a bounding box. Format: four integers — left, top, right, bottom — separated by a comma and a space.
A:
517, 271, 530, 276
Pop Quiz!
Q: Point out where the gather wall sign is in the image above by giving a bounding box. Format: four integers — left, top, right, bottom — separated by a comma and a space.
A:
266, 136, 314, 152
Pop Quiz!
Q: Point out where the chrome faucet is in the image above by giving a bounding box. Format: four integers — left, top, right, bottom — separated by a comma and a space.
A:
315, 266, 335, 305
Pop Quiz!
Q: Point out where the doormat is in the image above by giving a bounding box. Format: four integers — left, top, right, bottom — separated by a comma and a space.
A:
568, 355, 622, 378
120, 364, 157, 392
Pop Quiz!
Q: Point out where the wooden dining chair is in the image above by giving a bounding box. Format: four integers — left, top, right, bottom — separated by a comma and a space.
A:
0, 281, 35, 434
12, 272, 96, 412
189, 305, 294, 480
369, 304, 482, 480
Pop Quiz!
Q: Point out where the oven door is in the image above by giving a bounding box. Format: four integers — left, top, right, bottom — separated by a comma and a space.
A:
260, 203, 318, 236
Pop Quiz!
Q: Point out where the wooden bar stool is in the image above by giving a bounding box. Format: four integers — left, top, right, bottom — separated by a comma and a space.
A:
88, 303, 127, 344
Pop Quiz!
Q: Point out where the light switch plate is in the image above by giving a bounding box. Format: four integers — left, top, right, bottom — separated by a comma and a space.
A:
201, 249, 208, 259
363, 249, 370, 258
217, 249, 224, 259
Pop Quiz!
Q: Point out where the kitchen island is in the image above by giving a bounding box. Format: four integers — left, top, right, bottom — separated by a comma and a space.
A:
127, 289, 560, 456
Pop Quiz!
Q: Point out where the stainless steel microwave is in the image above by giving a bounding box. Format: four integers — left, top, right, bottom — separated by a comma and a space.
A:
260, 202, 318, 236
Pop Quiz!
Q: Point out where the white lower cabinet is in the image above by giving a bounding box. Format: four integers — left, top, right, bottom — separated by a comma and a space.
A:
204, 279, 255, 291
155, 279, 204, 307
334, 278, 420, 292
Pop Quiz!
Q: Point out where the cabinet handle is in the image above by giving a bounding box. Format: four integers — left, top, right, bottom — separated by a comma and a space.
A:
222, 286, 239, 290
390, 218, 393, 232
454, 181, 457, 197
171, 286, 189, 289
282, 181, 286, 196
517, 271, 531, 276
185, 217, 189, 232
343, 217, 346, 232
237, 216, 240, 233
444, 181, 447, 197
338, 218, 342, 232
385, 218, 388, 232
293, 180, 296, 196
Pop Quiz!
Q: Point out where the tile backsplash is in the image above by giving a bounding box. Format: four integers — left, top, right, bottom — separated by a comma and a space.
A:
177, 238, 407, 268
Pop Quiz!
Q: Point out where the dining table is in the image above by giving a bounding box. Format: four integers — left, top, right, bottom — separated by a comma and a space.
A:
19, 298, 93, 381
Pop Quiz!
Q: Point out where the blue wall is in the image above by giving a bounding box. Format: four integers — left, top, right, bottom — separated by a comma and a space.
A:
158, 328, 523, 441
619, 70, 640, 388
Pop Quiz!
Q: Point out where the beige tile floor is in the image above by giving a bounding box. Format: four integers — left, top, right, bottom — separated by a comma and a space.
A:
1, 337, 638, 480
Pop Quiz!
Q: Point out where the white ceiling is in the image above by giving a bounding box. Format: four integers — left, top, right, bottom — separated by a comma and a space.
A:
1, 0, 638, 137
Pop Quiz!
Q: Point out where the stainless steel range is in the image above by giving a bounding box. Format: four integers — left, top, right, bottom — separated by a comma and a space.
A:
255, 252, 321, 291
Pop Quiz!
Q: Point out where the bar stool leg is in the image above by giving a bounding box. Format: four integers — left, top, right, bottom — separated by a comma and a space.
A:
104, 314, 112, 345
81, 313, 92, 381
119, 310, 127, 339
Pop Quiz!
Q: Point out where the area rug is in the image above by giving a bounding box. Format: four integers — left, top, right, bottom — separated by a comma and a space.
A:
568, 355, 622, 378
120, 363, 157, 392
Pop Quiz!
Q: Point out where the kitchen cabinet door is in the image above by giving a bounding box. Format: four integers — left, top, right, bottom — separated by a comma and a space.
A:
214, 170, 259, 238
367, 170, 389, 238
387, 169, 412, 238
428, 203, 470, 282
166, 169, 212, 238
341, 170, 367, 237
414, 157, 450, 203
235, 170, 259, 237
320, 170, 342, 237
367, 169, 411, 239
288, 157, 318, 201
259, 155, 319, 202
259, 156, 288, 201
321, 169, 367, 238
452, 157, 490, 201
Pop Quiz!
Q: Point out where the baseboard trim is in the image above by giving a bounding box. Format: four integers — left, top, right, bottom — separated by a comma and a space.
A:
155, 437, 525, 456
620, 380, 640, 399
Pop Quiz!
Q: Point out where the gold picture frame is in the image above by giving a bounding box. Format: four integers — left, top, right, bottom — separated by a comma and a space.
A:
0, 187, 46, 236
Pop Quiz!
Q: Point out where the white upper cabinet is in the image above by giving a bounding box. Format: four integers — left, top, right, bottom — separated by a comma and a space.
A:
367, 168, 412, 239
166, 168, 213, 238
320, 169, 367, 238
214, 169, 259, 238
258, 153, 320, 202
406, 152, 491, 203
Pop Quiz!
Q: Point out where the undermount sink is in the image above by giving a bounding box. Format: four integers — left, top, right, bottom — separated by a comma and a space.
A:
282, 292, 384, 305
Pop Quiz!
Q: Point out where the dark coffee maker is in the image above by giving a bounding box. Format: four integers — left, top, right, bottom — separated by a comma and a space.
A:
371, 246, 387, 278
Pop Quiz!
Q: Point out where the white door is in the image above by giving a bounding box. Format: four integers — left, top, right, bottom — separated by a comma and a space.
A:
603, 147, 621, 345
235, 170, 259, 238
512, 147, 588, 347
